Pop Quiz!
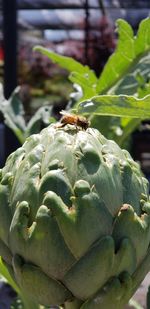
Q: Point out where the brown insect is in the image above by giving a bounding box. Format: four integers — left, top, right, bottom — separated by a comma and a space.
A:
58, 111, 89, 130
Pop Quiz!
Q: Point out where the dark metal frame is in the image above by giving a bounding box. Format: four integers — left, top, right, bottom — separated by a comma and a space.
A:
1, 0, 93, 98
2, 0, 17, 99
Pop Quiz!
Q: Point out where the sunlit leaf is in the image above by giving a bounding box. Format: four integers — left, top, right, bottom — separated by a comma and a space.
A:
97, 18, 150, 94
78, 94, 150, 118
34, 45, 97, 83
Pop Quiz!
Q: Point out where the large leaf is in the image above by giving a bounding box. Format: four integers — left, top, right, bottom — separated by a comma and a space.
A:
34, 45, 97, 81
77, 94, 150, 118
97, 18, 150, 94
34, 19, 150, 105
33, 46, 98, 99
113, 54, 150, 96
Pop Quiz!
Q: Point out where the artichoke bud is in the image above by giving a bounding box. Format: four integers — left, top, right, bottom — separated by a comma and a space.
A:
0, 123, 149, 308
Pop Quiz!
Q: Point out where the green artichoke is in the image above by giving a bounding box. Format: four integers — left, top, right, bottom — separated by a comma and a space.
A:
0, 124, 150, 309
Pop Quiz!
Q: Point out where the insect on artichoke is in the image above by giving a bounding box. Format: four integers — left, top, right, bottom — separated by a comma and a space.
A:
0, 123, 150, 309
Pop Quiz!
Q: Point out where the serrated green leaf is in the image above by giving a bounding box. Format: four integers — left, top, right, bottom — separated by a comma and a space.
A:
97, 18, 150, 94
34, 19, 150, 102
135, 18, 150, 55
77, 94, 150, 118
34, 45, 97, 81
113, 53, 150, 96
33, 46, 97, 97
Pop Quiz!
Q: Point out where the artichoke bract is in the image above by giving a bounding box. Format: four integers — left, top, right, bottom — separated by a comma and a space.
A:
0, 124, 150, 309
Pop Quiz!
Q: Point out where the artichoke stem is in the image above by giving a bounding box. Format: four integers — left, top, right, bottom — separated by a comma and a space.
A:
64, 299, 84, 309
